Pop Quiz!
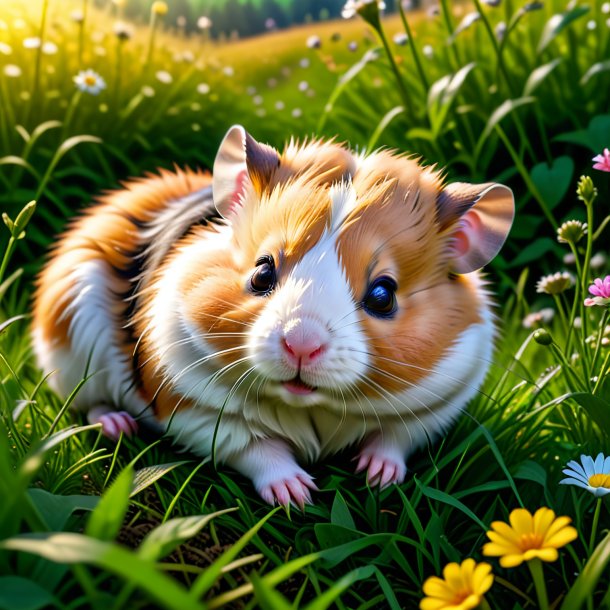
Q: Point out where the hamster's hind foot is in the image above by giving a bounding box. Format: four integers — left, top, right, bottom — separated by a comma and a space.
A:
88, 406, 138, 441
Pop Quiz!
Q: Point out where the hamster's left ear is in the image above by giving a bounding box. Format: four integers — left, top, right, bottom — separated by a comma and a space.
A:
437, 182, 515, 274
213, 125, 280, 219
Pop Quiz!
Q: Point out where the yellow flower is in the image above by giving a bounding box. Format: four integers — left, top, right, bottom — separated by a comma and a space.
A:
151, 1, 168, 16
420, 559, 493, 610
482, 507, 578, 568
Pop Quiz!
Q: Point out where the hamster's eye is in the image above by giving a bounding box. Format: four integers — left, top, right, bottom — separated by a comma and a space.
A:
363, 277, 397, 318
249, 256, 276, 294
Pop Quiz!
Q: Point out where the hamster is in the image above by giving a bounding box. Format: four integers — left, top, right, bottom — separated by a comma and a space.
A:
32, 125, 514, 506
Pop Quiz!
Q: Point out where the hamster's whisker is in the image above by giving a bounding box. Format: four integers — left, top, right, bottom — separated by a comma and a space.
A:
196, 310, 256, 330
355, 349, 508, 407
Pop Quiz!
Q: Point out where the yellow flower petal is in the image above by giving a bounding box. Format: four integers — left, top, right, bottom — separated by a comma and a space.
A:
420, 598, 447, 610
509, 508, 534, 535
499, 553, 525, 568
545, 525, 578, 549
472, 563, 493, 594
489, 520, 521, 544
482, 542, 517, 557
524, 548, 558, 563
533, 507, 555, 536
423, 577, 455, 600
543, 516, 573, 542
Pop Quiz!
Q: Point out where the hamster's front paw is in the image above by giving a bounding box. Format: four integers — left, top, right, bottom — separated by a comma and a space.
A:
258, 468, 318, 508
88, 406, 138, 441
355, 440, 407, 488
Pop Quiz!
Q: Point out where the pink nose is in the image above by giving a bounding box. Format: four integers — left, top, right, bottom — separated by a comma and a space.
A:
282, 334, 325, 364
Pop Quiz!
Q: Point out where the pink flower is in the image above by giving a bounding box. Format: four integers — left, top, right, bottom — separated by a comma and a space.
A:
592, 148, 610, 172
584, 275, 610, 307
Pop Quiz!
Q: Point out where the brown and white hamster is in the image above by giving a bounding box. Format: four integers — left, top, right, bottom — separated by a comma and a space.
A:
32, 125, 514, 506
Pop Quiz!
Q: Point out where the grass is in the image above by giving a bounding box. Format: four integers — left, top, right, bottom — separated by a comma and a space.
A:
1, 0, 610, 608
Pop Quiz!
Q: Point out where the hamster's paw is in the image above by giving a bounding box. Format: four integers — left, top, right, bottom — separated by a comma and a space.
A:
88, 407, 138, 441
355, 449, 406, 489
258, 469, 318, 509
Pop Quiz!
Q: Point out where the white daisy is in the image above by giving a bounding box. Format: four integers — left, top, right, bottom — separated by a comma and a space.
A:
560, 453, 610, 497
73, 69, 106, 95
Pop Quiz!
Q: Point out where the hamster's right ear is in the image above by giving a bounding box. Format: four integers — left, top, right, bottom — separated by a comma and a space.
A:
212, 125, 280, 219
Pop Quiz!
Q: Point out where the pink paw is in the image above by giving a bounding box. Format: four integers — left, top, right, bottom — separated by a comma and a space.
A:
258, 472, 318, 508
355, 452, 406, 488
95, 411, 138, 441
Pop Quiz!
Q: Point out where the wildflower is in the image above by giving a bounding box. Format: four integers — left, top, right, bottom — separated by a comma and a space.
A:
495, 21, 507, 41
155, 70, 172, 84
267, 77, 278, 87
563, 252, 576, 265
300, 58, 310, 68
3, 64, 21, 77
483, 0, 501, 5
176, 15, 186, 28
265, 18, 276, 29
141, 85, 155, 97
522, 308, 554, 329
42, 41, 58, 55
593, 148, 610, 172
0, 42, 12, 55
70, 10, 84, 23
223, 66, 234, 77
393, 32, 408, 45
577, 175, 597, 204
306, 35, 321, 49
196, 83, 210, 95
348, 41, 358, 51
292, 108, 303, 118
536, 271, 573, 295
584, 275, 610, 307
151, 2, 168, 16
420, 559, 493, 610
341, 1, 386, 20
557, 220, 587, 244
73, 69, 106, 95
533, 329, 552, 346
428, 5, 441, 17
23, 37, 41, 49
422, 44, 434, 58
253, 95, 263, 105
591, 252, 607, 270
587, 19, 597, 30
298, 80, 309, 92
560, 453, 610, 497
483, 507, 578, 568
113, 21, 133, 40
197, 16, 212, 30
275, 100, 285, 110
453, 12, 481, 37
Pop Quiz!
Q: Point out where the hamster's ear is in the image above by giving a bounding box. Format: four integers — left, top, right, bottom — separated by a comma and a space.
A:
437, 182, 514, 274
212, 125, 280, 218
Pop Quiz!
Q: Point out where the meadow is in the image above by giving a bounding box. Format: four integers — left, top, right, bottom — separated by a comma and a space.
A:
1, 0, 610, 608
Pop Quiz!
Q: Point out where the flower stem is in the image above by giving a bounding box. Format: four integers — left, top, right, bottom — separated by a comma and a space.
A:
589, 498, 602, 555
374, 23, 415, 123
590, 309, 609, 375
527, 559, 549, 610
479, 597, 492, 610
581, 198, 596, 358
0, 236, 16, 287
397, 3, 428, 90
593, 350, 610, 394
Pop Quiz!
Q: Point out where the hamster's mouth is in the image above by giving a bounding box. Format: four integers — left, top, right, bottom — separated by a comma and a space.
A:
281, 375, 317, 395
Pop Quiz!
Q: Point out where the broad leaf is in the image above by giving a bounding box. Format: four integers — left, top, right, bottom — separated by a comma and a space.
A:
330, 491, 356, 530
554, 114, 610, 152
28, 489, 99, 531
570, 393, 610, 438
530, 156, 574, 211
0, 577, 57, 610
508, 238, 558, 268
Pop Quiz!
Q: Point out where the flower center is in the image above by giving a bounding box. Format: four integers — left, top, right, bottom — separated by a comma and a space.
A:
450, 591, 480, 610
84, 75, 97, 86
519, 532, 544, 550
588, 473, 610, 488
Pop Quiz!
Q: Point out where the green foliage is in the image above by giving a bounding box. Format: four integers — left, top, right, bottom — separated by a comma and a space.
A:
1, 0, 610, 608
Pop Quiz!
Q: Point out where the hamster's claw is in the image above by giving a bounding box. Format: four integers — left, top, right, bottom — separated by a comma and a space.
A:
259, 473, 318, 509
92, 410, 138, 441
355, 452, 406, 489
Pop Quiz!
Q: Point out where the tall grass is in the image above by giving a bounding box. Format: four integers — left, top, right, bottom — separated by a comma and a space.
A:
0, 0, 610, 608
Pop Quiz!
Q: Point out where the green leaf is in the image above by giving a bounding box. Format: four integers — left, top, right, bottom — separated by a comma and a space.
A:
0, 315, 26, 335
330, 491, 356, 530
530, 156, 574, 211
367, 106, 405, 150
513, 460, 547, 487
0, 156, 41, 180
0, 577, 57, 610
27, 489, 99, 531
581, 60, 610, 85
570, 393, 610, 438
250, 573, 292, 610
537, 6, 590, 54
138, 508, 237, 561
523, 59, 562, 96
130, 460, 191, 497
561, 531, 610, 610
0, 533, 205, 610
477, 97, 535, 157
554, 114, 610, 152
86, 466, 134, 541
418, 481, 487, 530
507, 238, 559, 268
303, 565, 377, 610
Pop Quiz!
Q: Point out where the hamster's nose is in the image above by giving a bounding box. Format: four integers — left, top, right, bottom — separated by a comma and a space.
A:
282, 331, 326, 365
